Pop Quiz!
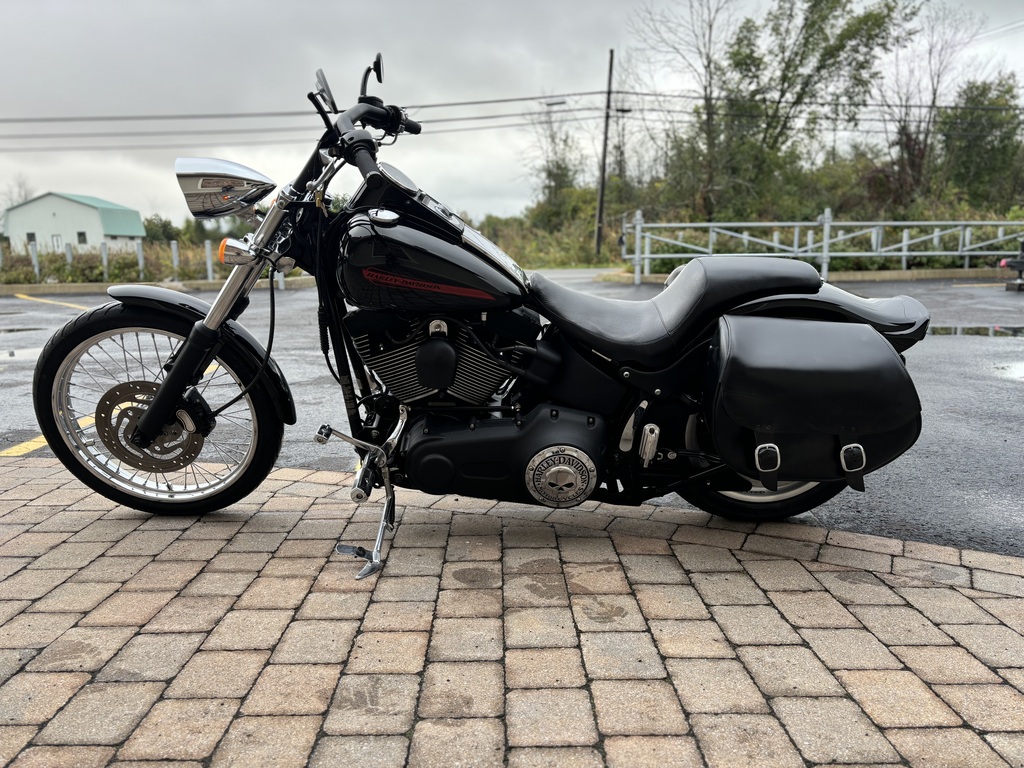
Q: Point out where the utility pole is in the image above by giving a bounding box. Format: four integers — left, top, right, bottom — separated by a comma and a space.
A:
595, 49, 614, 259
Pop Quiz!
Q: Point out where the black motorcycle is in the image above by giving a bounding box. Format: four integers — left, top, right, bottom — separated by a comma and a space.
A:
33, 56, 928, 578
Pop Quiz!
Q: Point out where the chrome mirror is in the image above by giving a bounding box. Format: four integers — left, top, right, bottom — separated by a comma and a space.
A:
175, 158, 276, 219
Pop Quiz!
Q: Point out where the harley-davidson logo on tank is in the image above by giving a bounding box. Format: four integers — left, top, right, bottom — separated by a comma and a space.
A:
361, 268, 494, 301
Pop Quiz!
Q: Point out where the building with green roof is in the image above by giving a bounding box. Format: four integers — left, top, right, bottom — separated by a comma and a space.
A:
3, 192, 146, 253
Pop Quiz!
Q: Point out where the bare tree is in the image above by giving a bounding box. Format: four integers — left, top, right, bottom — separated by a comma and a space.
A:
875, 1, 983, 205
2, 174, 36, 210
628, 0, 738, 218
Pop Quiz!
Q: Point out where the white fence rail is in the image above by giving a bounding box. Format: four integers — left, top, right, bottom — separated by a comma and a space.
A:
621, 209, 1024, 284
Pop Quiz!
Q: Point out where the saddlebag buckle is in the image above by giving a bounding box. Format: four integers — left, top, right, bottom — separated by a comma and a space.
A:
840, 443, 867, 492
754, 443, 781, 492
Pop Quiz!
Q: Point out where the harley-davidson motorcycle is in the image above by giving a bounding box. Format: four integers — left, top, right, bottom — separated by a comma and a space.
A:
33, 56, 929, 578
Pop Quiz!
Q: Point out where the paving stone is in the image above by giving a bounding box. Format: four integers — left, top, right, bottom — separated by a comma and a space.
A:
296, 590, 371, 620
742, 534, 820, 561
505, 607, 578, 648
241, 663, 339, 715
814, 570, 904, 605
0, 613, 81, 649
408, 718, 505, 767
97, 632, 204, 682
26, 581, 119, 613
428, 618, 503, 661
817, 545, 893, 573
79, 591, 175, 627
837, 670, 962, 727
565, 561, 626, 598
505, 574, 569, 607
0, 649, 32, 686
508, 746, 605, 768
711, 605, 803, 645
942, 624, 1024, 667
234, 576, 313, 609
324, 674, 420, 735
202, 609, 293, 650
620, 554, 689, 584
372, 576, 440, 602
690, 714, 805, 768
691, 572, 769, 606
0, 672, 89, 724
122, 560, 204, 591
308, 735, 409, 768
204, 552, 271, 572
886, 727, 1009, 768
633, 584, 709, 620
799, 629, 903, 670
436, 588, 503, 618
896, 586, 1001, 625
769, 590, 861, 628
986, 733, 1024, 768
380, 547, 445, 577
104, 530, 181, 557
892, 558, 971, 587
591, 680, 688, 735
738, 646, 845, 697
507, 689, 598, 747
154, 538, 226, 562
447, 535, 502, 562
440, 562, 502, 590
346, 631, 429, 673
0, 600, 28, 627
26, 542, 109, 570
579, 632, 665, 679
934, 684, 1024, 731
450, 515, 502, 536
849, 605, 953, 646
166, 650, 269, 699
558, 537, 617, 563
8, 746, 116, 768
0, 568, 76, 600
70, 519, 143, 543
571, 594, 647, 632
209, 714, 320, 767
772, 697, 899, 764
35, 682, 164, 745
610, 533, 674, 556
893, 645, 1002, 685
0, 728, 39, 767
69, 556, 151, 583
602, 736, 704, 768
418, 661, 504, 717
672, 544, 744, 572
0, 532, 72, 557
270, 620, 359, 664
505, 648, 586, 689
668, 658, 769, 714
502, 526, 558, 549
116, 698, 239, 761
361, 602, 433, 632
26, 627, 135, 673
743, 559, 821, 591
649, 620, 734, 659
503, 549, 562, 575
144, 595, 233, 633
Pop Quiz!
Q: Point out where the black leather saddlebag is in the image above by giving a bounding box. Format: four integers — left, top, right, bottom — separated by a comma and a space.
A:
707, 315, 921, 491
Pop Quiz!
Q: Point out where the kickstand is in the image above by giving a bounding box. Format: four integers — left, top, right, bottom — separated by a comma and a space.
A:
335, 475, 397, 580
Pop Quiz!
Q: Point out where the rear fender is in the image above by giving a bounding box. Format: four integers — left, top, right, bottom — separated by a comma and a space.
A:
107, 285, 297, 425
733, 282, 930, 352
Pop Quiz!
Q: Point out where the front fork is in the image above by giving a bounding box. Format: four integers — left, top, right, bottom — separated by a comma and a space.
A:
130, 263, 264, 449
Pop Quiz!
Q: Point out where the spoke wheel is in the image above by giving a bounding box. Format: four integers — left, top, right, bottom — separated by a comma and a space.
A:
34, 303, 283, 514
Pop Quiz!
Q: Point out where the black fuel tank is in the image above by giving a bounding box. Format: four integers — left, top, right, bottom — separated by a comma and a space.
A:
340, 214, 528, 312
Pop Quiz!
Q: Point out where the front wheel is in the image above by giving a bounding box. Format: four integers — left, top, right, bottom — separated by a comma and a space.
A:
678, 415, 845, 522
33, 302, 284, 515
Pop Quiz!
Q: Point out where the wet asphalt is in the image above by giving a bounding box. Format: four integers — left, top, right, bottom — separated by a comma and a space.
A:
1, 270, 1022, 556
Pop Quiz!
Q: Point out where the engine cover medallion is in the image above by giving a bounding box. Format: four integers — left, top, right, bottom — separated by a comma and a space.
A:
525, 446, 598, 508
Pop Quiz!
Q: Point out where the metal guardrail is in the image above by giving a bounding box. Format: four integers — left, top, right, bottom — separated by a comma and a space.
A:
621, 209, 1024, 284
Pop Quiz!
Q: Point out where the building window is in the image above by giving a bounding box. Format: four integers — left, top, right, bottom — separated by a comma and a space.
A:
77, 232, 88, 245
26, 233, 36, 244
52, 235, 63, 251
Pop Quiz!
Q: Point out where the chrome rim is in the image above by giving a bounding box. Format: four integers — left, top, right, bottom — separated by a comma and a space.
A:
51, 326, 259, 504
685, 415, 819, 504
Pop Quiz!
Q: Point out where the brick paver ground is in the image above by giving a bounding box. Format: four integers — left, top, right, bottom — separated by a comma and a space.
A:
1, 456, 1024, 767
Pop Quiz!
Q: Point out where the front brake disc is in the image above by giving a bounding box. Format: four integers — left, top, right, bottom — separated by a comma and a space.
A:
94, 381, 204, 472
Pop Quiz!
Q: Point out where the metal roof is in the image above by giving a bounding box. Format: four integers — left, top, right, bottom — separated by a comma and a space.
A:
6, 192, 146, 237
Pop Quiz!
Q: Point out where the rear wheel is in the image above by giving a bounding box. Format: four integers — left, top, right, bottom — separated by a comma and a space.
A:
678, 415, 845, 522
33, 303, 283, 515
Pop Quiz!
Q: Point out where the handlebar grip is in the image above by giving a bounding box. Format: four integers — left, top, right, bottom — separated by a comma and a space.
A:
403, 116, 422, 135
349, 144, 384, 190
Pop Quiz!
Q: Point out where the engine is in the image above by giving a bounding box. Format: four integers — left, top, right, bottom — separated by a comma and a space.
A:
346, 310, 534, 406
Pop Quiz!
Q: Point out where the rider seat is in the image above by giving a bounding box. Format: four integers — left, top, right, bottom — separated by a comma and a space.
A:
529, 257, 822, 368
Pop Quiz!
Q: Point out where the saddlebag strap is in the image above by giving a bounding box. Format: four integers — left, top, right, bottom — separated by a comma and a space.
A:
754, 430, 780, 492
840, 442, 867, 492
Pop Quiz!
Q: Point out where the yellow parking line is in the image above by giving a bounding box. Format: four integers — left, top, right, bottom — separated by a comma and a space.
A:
13, 293, 90, 311
0, 416, 95, 457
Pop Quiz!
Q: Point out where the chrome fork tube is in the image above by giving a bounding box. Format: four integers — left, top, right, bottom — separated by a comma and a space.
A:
203, 263, 264, 331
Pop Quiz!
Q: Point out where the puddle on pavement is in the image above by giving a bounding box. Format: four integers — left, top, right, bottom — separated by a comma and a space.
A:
929, 325, 1024, 337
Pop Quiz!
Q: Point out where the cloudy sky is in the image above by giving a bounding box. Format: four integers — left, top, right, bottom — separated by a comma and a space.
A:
2, 0, 1023, 228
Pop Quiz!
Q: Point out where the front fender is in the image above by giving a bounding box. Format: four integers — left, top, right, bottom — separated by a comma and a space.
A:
107, 285, 297, 425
